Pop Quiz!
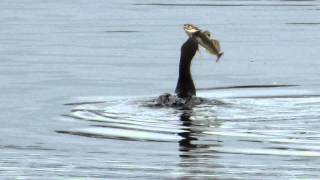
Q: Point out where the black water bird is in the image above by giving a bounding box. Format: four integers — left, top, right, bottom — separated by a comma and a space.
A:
156, 38, 206, 108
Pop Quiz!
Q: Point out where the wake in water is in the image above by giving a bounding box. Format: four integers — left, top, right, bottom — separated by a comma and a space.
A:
58, 85, 320, 152
55, 85, 320, 179
145, 93, 225, 110
58, 91, 320, 154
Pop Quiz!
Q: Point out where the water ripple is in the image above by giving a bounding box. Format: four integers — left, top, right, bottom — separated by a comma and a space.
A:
58, 89, 320, 159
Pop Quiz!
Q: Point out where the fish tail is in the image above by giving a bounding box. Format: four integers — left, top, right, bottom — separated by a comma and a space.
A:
216, 52, 224, 62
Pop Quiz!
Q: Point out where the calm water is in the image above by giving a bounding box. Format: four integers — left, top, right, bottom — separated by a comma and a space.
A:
1, 0, 320, 179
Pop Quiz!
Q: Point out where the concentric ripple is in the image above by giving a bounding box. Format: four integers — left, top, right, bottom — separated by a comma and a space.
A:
58, 97, 220, 142
60, 98, 176, 141
58, 87, 320, 158
54, 86, 320, 179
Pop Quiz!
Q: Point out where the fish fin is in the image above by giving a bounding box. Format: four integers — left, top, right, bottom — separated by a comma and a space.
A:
212, 39, 221, 52
205, 48, 214, 55
216, 52, 224, 62
196, 49, 204, 60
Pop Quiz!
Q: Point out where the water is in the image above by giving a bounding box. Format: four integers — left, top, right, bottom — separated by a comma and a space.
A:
1, 0, 320, 179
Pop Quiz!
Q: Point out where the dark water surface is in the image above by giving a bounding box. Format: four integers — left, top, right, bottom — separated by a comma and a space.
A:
1, 0, 320, 179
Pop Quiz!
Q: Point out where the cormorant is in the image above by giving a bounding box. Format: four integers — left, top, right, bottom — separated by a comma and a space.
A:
156, 38, 206, 108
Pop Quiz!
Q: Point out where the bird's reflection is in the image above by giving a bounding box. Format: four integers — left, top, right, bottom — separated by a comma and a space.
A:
178, 110, 198, 154
178, 109, 221, 154
177, 108, 224, 179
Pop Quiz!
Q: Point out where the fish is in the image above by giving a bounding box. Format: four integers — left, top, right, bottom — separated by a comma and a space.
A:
183, 24, 224, 62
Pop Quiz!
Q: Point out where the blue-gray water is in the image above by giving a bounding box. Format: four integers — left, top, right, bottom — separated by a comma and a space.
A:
1, 0, 320, 179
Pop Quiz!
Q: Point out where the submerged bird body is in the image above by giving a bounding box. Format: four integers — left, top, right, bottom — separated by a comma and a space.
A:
184, 24, 223, 62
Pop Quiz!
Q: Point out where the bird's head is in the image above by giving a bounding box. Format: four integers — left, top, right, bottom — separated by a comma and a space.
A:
183, 24, 200, 37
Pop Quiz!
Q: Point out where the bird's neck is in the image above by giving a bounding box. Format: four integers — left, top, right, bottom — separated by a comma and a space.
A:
176, 59, 195, 98
175, 38, 198, 99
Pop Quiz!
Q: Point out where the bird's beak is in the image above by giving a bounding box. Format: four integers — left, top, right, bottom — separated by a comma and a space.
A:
183, 24, 200, 38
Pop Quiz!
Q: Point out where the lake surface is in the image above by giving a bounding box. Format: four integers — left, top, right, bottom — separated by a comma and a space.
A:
1, 0, 320, 179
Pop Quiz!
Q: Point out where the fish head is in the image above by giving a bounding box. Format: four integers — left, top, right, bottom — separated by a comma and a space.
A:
183, 24, 200, 37
203, 31, 211, 38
